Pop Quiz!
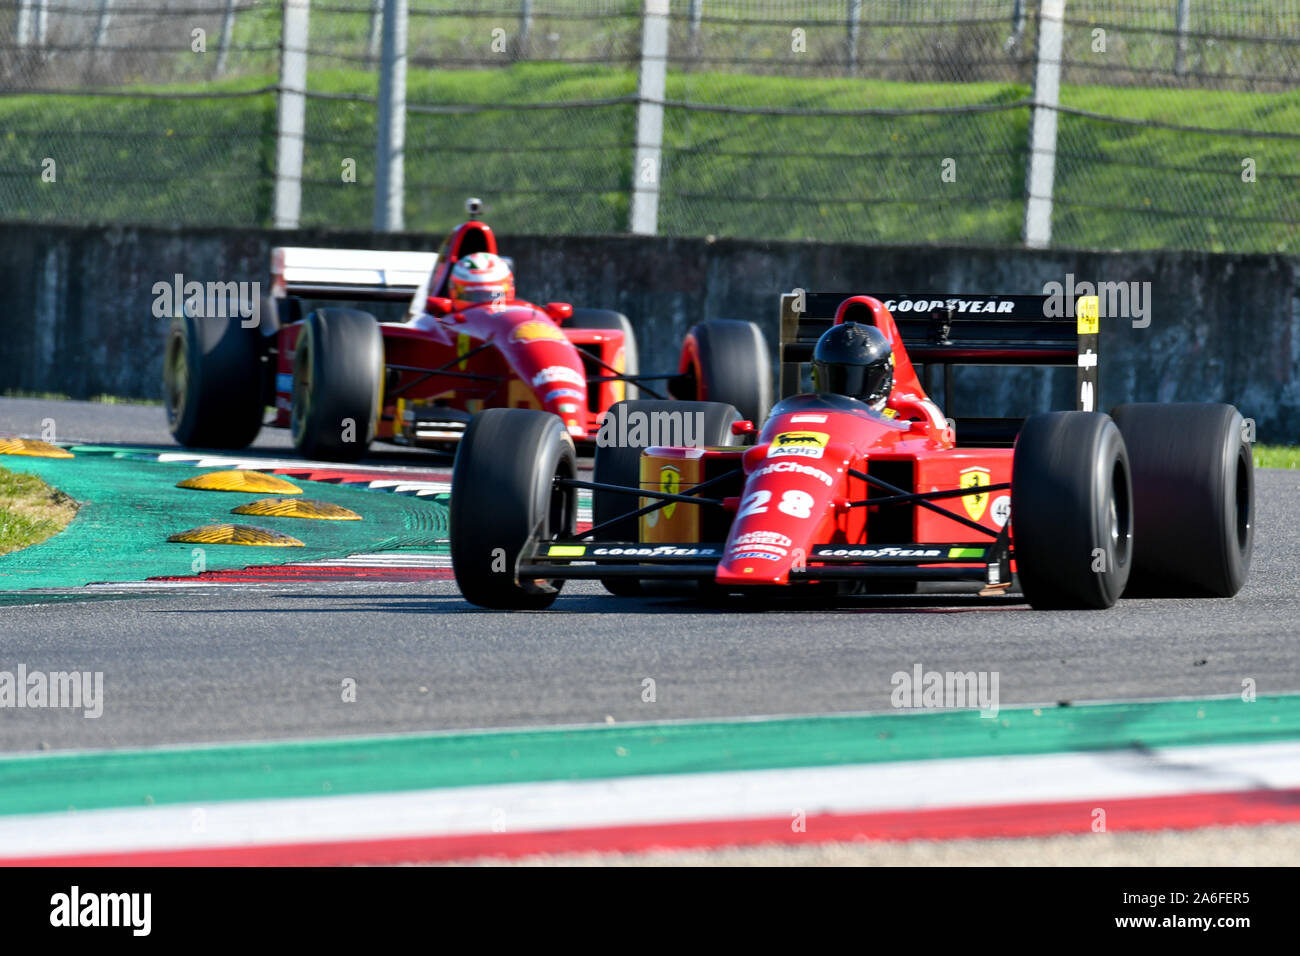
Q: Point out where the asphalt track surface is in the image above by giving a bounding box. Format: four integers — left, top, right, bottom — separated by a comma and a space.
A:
1, 397, 1297, 754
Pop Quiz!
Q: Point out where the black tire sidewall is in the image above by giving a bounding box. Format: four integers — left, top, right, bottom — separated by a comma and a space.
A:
1111, 403, 1254, 597
165, 313, 263, 449
451, 408, 577, 609
681, 320, 772, 424
291, 309, 383, 462
1012, 412, 1133, 609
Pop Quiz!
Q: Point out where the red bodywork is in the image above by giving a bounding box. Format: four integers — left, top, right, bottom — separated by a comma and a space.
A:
271, 220, 627, 443
639, 296, 1013, 588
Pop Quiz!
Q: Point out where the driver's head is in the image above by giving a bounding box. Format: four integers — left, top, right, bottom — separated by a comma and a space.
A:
811, 321, 894, 409
449, 252, 513, 305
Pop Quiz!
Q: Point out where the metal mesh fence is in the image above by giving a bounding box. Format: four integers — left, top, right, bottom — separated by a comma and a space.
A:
0, 0, 1296, 252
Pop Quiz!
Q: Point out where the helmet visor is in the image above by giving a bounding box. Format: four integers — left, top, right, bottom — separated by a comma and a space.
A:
813, 360, 892, 405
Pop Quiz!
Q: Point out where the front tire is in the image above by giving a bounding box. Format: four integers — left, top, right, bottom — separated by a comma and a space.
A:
451, 409, 577, 609
290, 309, 383, 463
676, 319, 772, 424
1012, 411, 1133, 609
1111, 403, 1254, 597
164, 313, 265, 449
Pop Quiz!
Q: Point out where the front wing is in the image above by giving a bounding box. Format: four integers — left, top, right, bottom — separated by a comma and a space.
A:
519, 541, 1011, 586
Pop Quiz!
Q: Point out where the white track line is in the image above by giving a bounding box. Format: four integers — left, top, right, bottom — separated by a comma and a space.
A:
3, 740, 1300, 859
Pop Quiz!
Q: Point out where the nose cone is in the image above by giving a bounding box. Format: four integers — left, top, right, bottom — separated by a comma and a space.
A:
714, 446, 845, 586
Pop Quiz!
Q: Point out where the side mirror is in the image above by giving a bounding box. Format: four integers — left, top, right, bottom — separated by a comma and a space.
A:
426, 296, 454, 316
545, 302, 574, 322
730, 420, 756, 436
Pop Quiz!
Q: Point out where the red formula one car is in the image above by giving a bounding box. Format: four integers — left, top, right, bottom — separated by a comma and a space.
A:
450, 290, 1255, 610
164, 201, 771, 461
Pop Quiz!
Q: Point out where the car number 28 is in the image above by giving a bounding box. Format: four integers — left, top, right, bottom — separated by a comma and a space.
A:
738, 489, 815, 520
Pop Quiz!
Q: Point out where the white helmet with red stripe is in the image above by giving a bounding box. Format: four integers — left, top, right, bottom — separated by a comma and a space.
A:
449, 252, 513, 305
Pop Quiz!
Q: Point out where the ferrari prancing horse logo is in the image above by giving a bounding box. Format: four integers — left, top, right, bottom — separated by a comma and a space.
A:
960, 466, 991, 521
646, 465, 680, 527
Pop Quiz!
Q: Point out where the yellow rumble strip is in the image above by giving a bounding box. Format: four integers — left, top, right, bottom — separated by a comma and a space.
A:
0, 437, 74, 459
232, 498, 362, 521
166, 524, 305, 547
176, 470, 303, 494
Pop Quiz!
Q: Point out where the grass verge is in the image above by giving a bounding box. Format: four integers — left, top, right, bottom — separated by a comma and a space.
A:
0, 468, 79, 556
1255, 445, 1300, 470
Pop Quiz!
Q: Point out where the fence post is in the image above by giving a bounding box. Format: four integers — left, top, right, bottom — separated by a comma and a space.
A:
15, 0, 30, 48
1011, 0, 1026, 47
847, 0, 861, 74
520, 0, 533, 56
1175, 0, 1190, 76
273, 0, 310, 229
93, 0, 112, 51
688, 0, 702, 58
216, 0, 237, 76
630, 0, 668, 235
367, 0, 383, 68
1023, 0, 1064, 249
374, 0, 408, 232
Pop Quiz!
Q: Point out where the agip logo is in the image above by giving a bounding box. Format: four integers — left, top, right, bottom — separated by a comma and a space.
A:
769, 431, 829, 459
960, 466, 991, 520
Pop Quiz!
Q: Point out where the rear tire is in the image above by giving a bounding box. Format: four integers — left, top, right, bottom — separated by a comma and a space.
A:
291, 309, 383, 463
1012, 411, 1133, 609
676, 319, 772, 424
568, 308, 639, 401
1111, 403, 1254, 597
451, 408, 577, 609
592, 399, 743, 596
164, 313, 265, 449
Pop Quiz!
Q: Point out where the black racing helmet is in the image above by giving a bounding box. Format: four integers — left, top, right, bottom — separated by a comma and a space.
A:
811, 321, 894, 406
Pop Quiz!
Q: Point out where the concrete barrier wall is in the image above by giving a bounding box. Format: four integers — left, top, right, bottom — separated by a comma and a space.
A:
2, 222, 1297, 441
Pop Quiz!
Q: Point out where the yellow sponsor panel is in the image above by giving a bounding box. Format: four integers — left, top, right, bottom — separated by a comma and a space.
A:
507, 379, 543, 410
166, 524, 304, 546
1076, 295, 1100, 334
232, 498, 362, 521
0, 438, 73, 459
640, 455, 702, 543
510, 320, 567, 343
547, 544, 587, 557
177, 470, 303, 494
960, 466, 991, 521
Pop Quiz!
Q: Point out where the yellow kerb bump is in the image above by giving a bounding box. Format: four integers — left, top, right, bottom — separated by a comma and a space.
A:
176, 470, 302, 494
0, 438, 74, 459
167, 524, 305, 547
232, 498, 362, 521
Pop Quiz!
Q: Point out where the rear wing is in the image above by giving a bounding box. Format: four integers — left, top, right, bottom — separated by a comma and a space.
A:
779, 292, 1100, 445
270, 247, 438, 303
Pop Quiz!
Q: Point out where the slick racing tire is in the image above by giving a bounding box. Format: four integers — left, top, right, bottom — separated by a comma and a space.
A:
451, 408, 578, 610
568, 308, 640, 401
164, 312, 265, 449
592, 399, 743, 597
291, 309, 383, 463
1110, 403, 1254, 598
676, 319, 772, 425
1012, 411, 1133, 609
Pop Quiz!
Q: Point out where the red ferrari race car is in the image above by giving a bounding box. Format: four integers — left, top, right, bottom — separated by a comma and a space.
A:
163, 199, 771, 461
450, 290, 1255, 610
